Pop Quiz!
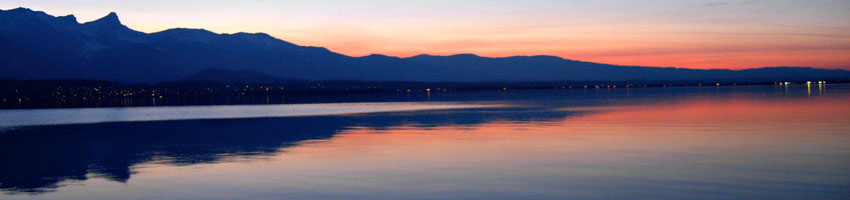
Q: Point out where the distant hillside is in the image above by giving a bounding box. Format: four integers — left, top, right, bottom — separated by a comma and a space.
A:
180, 68, 291, 83
1, 8, 849, 84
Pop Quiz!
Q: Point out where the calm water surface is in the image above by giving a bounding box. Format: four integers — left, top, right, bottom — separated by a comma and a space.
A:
1, 85, 848, 199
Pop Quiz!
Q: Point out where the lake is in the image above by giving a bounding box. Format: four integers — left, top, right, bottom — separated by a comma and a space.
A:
1, 84, 848, 199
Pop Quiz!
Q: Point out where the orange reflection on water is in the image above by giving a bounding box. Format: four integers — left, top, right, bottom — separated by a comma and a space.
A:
122, 93, 850, 199
234, 96, 836, 174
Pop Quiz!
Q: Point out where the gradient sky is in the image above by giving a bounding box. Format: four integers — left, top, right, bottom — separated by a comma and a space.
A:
3, 0, 849, 69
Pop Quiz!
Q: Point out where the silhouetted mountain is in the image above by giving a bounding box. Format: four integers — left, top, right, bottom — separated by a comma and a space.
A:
2, 8, 849, 84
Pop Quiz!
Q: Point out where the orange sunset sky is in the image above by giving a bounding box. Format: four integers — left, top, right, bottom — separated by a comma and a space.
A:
3, 0, 849, 69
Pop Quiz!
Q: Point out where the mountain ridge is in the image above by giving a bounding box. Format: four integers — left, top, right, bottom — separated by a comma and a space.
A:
1, 8, 849, 84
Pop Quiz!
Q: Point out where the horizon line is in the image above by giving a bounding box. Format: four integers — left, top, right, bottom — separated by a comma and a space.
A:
4, 7, 848, 71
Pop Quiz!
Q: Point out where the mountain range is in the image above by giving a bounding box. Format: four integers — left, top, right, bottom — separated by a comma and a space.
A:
2, 7, 849, 84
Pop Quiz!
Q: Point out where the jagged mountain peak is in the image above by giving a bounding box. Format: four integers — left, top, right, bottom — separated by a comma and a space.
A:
81, 11, 146, 40
86, 12, 122, 26
1, 8, 848, 84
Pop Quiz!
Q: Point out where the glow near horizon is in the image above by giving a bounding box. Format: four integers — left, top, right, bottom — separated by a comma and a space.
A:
2, 0, 849, 69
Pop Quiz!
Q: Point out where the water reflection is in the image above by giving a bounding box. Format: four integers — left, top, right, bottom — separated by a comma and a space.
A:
0, 102, 496, 128
0, 106, 580, 194
0, 85, 848, 199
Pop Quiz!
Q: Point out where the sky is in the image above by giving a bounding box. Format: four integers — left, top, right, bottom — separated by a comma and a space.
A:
2, 0, 849, 69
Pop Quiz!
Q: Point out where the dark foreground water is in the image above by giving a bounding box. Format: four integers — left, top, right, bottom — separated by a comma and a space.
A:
1, 85, 848, 199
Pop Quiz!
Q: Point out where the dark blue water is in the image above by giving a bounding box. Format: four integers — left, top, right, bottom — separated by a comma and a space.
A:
1, 85, 848, 199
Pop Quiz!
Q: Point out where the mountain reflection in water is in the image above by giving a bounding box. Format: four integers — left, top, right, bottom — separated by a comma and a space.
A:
1, 85, 848, 199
